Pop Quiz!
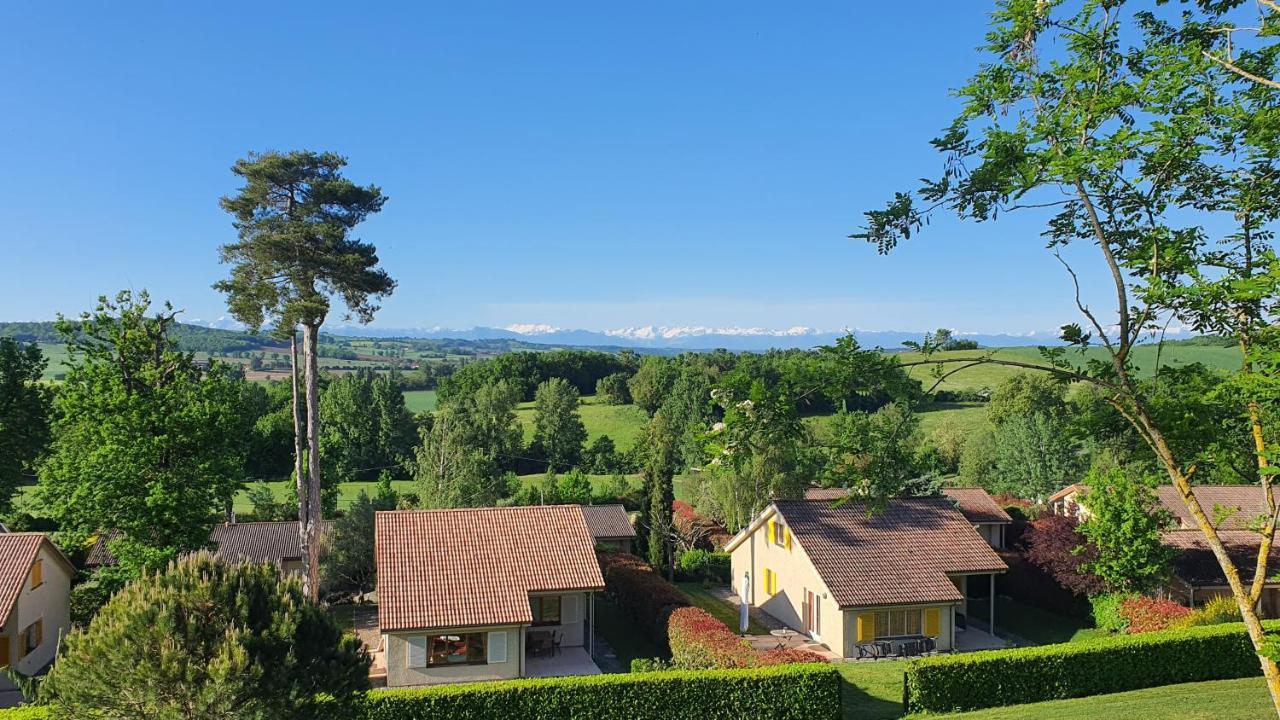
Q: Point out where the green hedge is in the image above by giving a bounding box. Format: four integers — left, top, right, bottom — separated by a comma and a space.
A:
352, 664, 840, 720
0, 664, 840, 720
905, 620, 1280, 713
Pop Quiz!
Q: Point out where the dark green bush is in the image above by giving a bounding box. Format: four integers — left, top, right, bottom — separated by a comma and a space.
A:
675, 549, 730, 583
905, 620, 1280, 713
353, 663, 840, 720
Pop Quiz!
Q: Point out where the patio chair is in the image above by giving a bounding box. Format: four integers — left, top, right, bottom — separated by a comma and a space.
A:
902, 640, 921, 657
856, 643, 876, 659
922, 637, 936, 654
874, 641, 892, 658
551, 631, 563, 657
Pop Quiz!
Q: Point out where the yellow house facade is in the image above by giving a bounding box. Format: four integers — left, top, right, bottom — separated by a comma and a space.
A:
728, 497, 1006, 658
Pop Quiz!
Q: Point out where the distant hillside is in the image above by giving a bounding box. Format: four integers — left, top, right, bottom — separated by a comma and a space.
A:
0, 321, 281, 354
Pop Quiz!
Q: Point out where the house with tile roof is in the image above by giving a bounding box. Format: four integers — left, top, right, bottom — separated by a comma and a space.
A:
726, 497, 1007, 658
0, 534, 74, 690
804, 487, 1013, 549
580, 505, 635, 552
86, 521, 325, 577
374, 505, 606, 688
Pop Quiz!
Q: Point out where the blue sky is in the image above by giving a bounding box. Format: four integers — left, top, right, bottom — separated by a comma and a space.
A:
0, 1, 1120, 335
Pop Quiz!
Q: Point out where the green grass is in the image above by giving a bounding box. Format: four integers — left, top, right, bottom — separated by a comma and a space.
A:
968, 597, 1106, 646
921, 677, 1271, 719
838, 660, 910, 720
896, 344, 1242, 394
402, 389, 438, 413
593, 595, 667, 671
231, 480, 420, 514
514, 395, 650, 452
675, 582, 770, 635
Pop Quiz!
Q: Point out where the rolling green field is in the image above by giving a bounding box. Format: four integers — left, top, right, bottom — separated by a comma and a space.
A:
514, 395, 650, 452
897, 344, 1242, 394
402, 389, 438, 413
919, 677, 1270, 720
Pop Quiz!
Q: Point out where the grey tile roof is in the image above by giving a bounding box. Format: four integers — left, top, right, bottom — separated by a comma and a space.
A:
581, 505, 635, 539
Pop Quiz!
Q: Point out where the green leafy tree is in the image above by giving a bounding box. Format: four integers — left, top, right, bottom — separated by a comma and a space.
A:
216, 150, 394, 600
582, 435, 624, 474
320, 371, 415, 493
42, 552, 370, 719
531, 377, 587, 471
819, 403, 934, 501
322, 484, 399, 595
989, 413, 1083, 500
987, 374, 1068, 427
596, 372, 632, 405
628, 356, 678, 415
854, 1, 1280, 703
37, 292, 248, 572
556, 468, 593, 506
414, 380, 522, 508
1079, 469, 1176, 594
0, 338, 51, 514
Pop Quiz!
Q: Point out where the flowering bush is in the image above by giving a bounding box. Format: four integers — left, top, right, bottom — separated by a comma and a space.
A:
1120, 596, 1191, 634
667, 607, 826, 669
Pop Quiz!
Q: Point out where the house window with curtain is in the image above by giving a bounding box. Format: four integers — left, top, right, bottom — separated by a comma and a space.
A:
873, 609, 922, 638
530, 596, 562, 626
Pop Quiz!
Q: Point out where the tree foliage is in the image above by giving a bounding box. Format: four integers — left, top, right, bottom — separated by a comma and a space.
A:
0, 338, 51, 515
531, 377, 587, 471
323, 484, 400, 595
42, 553, 370, 719
38, 292, 249, 572
1079, 469, 1176, 594
413, 379, 522, 507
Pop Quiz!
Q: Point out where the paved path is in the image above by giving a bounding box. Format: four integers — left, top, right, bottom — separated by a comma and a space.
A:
705, 584, 788, 631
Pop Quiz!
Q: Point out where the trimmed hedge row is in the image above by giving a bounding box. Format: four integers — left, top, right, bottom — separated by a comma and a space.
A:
905, 619, 1280, 714
597, 551, 689, 647
0, 664, 841, 720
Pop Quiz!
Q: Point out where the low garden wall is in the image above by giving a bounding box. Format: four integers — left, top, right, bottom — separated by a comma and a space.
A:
0, 664, 842, 720
905, 619, 1280, 714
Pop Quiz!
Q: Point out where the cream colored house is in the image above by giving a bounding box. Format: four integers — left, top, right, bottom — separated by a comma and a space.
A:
374, 505, 605, 687
727, 497, 1006, 658
0, 534, 74, 688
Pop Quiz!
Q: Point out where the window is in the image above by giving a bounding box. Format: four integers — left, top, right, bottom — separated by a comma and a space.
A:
873, 610, 922, 638
409, 633, 488, 667
530, 596, 562, 626
29, 560, 42, 590
18, 619, 42, 659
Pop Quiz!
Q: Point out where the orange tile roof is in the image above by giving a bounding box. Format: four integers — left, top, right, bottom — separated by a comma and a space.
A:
375, 506, 605, 632
777, 498, 1006, 608
0, 534, 63, 627
1048, 484, 1087, 504
1155, 485, 1271, 530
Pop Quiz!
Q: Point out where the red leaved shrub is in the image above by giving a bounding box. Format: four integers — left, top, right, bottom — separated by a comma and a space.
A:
667, 606, 826, 669
1022, 514, 1105, 596
1120, 596, 1191, 634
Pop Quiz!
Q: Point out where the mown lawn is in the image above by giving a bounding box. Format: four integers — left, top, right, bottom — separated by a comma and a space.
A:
401, 389, 437, 413
837, 660, 910, 720
920, 677, 1271, 719
675, 582, 770, 635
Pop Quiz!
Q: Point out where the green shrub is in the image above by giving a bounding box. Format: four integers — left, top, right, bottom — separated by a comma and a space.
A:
1173, 595, 1242, 629
1089, 592, 1134, 633
0, 709, 51, 719
675, 550, 730, 583
353, 663, 840, 720
904, 619, 1280, 714
597, 552, 689, 647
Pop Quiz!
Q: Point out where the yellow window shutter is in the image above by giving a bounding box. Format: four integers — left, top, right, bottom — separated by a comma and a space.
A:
767, 520, 776, 544
770, 571, 778, 594
30, 559, 41, 589
784, 527, 792, 549
856, 613, 874, 642
924, 608, 940, 637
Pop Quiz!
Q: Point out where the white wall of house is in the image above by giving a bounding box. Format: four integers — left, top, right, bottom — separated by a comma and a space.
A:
842, 603, 956, 656
729, 509, 844, 647
0, 545, 73, 689
385, 625, 522, 688
974, 524, 1006, 550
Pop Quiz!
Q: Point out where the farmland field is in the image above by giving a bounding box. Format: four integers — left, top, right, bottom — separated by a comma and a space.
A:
514, 395, 650, 452
402, 389, 438, 413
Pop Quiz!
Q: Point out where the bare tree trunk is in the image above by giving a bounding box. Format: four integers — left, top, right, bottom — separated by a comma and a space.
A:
301, 324, 324, 602
290, 332, 313, 599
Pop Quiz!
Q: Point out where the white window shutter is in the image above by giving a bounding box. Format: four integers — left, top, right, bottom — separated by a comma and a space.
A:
562, 594, 580, 624
407, 636, 427, 668
487, 631, 507, 664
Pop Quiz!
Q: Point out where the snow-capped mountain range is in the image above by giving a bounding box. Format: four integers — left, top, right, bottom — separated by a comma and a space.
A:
188, 317, 1085, 351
